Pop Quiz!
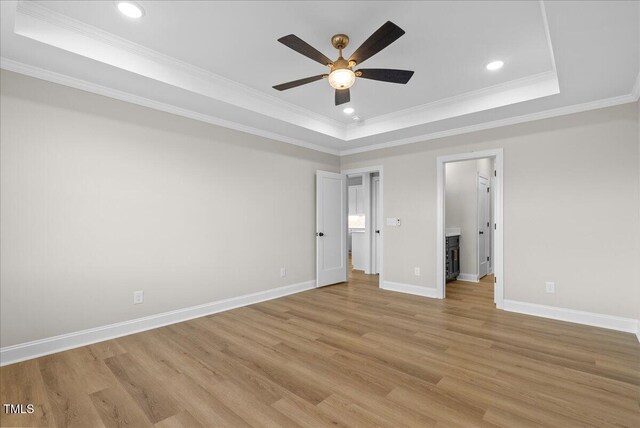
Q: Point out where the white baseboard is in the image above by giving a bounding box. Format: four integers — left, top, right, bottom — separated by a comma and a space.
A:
382, 281, 439, 298
0, 280, 316, 367
503, 299, 639, 336
456, 273, 479, 283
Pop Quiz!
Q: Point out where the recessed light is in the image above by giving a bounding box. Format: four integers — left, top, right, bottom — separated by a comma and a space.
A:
486, 60, 504, 71
343, 107, 355, 114
117, 2, 144, 19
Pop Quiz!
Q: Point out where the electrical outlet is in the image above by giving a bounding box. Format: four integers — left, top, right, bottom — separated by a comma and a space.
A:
545, 282, 555, 294
280, 267, 286, 278
414, 267, 421, 276
133, 290, 144, 304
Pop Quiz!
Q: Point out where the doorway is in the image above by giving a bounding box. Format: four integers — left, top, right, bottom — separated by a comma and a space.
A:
345, 169, 382, 285
437, 149, 504, 308
316, 166, 384, 287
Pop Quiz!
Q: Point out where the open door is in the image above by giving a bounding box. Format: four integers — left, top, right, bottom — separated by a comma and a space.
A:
316, 171, 347, 287
372, 176, 381, 274
478, 175, 490, 278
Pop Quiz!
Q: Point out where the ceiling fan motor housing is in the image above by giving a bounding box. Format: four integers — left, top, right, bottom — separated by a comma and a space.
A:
331, 34, 350, 50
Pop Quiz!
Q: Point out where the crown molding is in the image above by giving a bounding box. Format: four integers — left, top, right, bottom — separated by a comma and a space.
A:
339, 92, 638, 156
344, 70, 559, 140
0, 58, 340, 156
4, 56, 636, 159
5, 2, 639, 158
14, 0, 347, 140
13, 0, 563, 143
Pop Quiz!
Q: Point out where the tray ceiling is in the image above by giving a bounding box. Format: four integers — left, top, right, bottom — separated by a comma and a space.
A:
1, 1, 638, 154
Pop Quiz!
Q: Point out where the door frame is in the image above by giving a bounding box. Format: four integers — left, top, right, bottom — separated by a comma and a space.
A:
341, 165, 384, 288
477, 173, 490, 279
371, 175, 381, 274
436, 149, 504, 307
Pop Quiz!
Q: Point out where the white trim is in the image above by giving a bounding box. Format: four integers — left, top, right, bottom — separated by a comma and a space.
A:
381, 281, 439, 299
538, 0, 557, 74
0, 280, 315, 367
345, 70, 559, 141
371, 176, 381, 275
2, 58, 637, 158
631, 71, 640, 100
0, 58, 339, 156
13, 1, 345, 140
456, 273, 479, 283
13, 0, 561, 143
340, 94, 637, 156
437, 149, 504, 308
503, 300, 640, 335
341, 166, 384, 289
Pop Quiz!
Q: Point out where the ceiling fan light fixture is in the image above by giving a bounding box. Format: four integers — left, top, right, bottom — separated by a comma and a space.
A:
328, 68, 356, 90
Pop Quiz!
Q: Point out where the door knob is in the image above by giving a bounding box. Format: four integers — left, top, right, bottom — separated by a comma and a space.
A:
479, 231, 484, 235
317, 232, 324, 237
375, 230, 380, 234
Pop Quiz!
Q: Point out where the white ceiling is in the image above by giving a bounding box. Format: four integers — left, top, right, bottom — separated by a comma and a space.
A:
1, 1, 638, 155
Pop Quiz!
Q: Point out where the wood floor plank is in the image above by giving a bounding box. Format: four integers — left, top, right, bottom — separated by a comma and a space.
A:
0, 360, 54, 427
207, 381, 298, 427
153, 410, 204, 428
1, 270, 639, 427
89, 386, 153, 428
103, 353, 181, 424
38, 355, 105, 428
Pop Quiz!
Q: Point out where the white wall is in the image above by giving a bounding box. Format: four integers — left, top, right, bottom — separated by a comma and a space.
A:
342, 102, 640, 320
0, 70, 340, 347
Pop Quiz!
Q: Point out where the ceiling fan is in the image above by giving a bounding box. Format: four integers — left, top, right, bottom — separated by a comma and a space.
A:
273, 21, 414, 106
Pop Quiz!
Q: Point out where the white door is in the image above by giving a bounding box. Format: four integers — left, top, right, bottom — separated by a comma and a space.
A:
478, 175, 490, 278
372, 177, 381, 274
316, 171, 347, 287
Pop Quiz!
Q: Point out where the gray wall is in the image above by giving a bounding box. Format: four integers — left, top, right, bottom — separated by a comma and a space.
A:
342, 102, 640, 319
0, 71, 340, 347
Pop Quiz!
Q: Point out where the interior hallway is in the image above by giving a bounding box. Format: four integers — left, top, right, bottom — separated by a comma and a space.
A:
347, 255, 380, 289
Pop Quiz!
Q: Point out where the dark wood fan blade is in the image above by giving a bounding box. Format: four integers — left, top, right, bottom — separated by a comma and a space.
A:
348, 21, 405, 65
357, 68, 414, 84
278, 34, 333, 66
273, 75, 325, 91
335, 89, 350, 105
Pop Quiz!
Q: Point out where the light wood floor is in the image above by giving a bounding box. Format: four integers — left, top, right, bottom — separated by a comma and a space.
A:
2, 269, 639, 427
446, 274, 495, 307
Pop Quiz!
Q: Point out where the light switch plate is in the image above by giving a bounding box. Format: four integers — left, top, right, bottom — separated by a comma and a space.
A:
414, 267, 421, 276
386, 218, 401, 226
280, 267, 286, 278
